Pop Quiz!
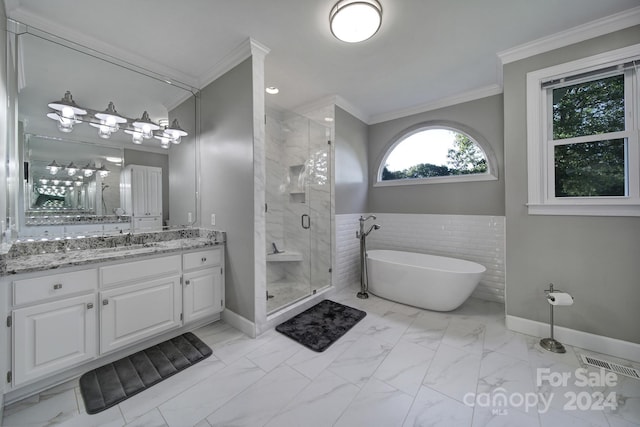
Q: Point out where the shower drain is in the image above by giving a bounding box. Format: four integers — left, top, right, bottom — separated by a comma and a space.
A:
580, 354, 640, 380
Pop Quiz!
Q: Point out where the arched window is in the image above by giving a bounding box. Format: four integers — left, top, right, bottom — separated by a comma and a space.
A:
375, 123, 498, 186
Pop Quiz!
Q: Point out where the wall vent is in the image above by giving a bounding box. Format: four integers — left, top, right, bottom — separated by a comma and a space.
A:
580, 354, 640, 380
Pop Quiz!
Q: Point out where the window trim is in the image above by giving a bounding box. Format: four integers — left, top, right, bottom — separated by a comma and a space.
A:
374, 121, 498, 187
526, 44, 640, 216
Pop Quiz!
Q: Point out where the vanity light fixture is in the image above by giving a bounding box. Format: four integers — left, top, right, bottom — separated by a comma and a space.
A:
46, 160, 62, 175
65, 162, 78, 176
90, 102, 127, 139
329, 0, 382, 43
97, 165, 110, 178
47, 91, 87, 133
46, 91, 188, 147
82, 162, 96, 177
162, 119, 187, 143
124, 129, 144, 144
132, 111, 160, 139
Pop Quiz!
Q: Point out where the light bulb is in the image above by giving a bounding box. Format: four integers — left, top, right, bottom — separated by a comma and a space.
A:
61, 106, 75, 118
98, 125, 112, 139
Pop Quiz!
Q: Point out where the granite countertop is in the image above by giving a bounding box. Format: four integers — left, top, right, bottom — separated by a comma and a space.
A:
0, 228, 226, 276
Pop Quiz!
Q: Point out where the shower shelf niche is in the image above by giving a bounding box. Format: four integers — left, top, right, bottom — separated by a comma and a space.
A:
288, 165, 306, 203
266, 251, 303, 262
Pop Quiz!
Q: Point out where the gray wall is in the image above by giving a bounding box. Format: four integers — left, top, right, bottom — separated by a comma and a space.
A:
168, 95, 197, 226
335, 106, 369, 214
367, 95, 505, 215
124, 148, 170, 225
504, 26, 640, 344
199, 58, 256, 322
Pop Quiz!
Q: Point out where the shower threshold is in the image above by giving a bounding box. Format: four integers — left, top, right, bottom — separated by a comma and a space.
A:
267, 280, 329, 315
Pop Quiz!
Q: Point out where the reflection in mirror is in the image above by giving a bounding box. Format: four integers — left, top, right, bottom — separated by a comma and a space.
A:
8, 22, 198, 240
25, 134, 124, 215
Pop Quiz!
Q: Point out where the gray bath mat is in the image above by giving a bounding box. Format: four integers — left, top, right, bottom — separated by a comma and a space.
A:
276, 299, 366, 352
79, 332, 212, 414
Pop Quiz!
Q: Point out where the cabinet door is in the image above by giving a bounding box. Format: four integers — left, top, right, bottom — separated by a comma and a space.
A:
130, 167, 148, 216
183, 268, 223, 324
13, 294, 97, 386
145, 167, 163, 217
100, 275, 181, 354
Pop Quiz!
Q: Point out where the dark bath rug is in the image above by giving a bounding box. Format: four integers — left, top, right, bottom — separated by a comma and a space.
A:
79, 332, 212, 414
276, 299, 366, 352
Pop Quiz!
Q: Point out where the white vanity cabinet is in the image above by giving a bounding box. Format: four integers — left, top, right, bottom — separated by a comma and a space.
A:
10, 269, 98, 386
99, 255, 182, 354
3, 244, 225, 397
182, 248, 224, 324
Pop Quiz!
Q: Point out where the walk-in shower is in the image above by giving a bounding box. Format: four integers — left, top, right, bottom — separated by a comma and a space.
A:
265, 109, 332, 313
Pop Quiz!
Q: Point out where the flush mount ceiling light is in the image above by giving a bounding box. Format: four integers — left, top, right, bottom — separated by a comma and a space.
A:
265, 86, 279, 95
330, 0, 382, 43
46, 91, 188, 147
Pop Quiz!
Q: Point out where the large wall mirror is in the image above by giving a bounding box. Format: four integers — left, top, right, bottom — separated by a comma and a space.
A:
7, 22, 198, 239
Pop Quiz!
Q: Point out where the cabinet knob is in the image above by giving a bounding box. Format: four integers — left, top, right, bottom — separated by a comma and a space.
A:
87, 303, 94, 309
102, 299, 109, 306
185, 280, 191, 285
201, 257, 207, 263
53, 283, 63, 290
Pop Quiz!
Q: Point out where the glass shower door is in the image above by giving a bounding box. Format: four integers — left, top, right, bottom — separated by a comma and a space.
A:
265, 112, 332, 313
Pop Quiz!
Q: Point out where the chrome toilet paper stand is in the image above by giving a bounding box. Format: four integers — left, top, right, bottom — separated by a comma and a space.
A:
540, 283, 568, 353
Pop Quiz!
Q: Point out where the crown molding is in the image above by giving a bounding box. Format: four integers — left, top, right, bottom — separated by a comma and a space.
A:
7, 8, 200, 89
197, 38, 270, 90
498, 6, 640, 65
368, 84, 503, 125
293, 95, 370, 125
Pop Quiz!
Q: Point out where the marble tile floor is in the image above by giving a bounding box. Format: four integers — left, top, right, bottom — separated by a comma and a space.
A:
3, 284, 639, 427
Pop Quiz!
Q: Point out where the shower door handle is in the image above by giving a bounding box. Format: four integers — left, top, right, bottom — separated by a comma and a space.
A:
301, 214, 310, 229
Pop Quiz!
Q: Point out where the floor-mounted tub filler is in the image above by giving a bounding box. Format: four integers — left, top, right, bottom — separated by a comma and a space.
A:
366, 249, 486, 311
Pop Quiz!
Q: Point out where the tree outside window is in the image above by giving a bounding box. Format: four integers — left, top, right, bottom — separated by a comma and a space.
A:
381, 129, 488, 182
550, 74, 627, 198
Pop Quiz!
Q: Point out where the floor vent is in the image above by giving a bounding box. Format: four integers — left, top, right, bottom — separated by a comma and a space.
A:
580, 354, 640, 380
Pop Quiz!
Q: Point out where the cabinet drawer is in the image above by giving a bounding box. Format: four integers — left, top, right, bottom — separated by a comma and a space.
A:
183, 249, 222, 271
13, 269, 97, 306
100, 255, 181, 288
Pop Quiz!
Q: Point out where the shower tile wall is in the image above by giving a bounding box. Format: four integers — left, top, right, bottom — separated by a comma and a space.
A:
265, 114, 287, 286
335, 213, 505, 303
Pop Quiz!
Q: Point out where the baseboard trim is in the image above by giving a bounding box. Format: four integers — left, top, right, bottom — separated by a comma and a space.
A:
222, 309, 256, 338
506, 315, 640, 363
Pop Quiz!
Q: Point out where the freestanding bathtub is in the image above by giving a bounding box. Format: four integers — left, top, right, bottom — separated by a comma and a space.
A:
366, 250, 486, 311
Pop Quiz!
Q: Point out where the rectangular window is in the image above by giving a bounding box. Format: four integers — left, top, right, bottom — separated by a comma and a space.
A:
526, 45, 640, 216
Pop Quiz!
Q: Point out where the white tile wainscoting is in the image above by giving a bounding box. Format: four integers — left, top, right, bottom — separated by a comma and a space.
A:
335, 213, 506, 303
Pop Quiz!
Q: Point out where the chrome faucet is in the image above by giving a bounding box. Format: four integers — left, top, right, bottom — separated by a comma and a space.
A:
356, 215, 380, 299
357, 215, 380, 239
